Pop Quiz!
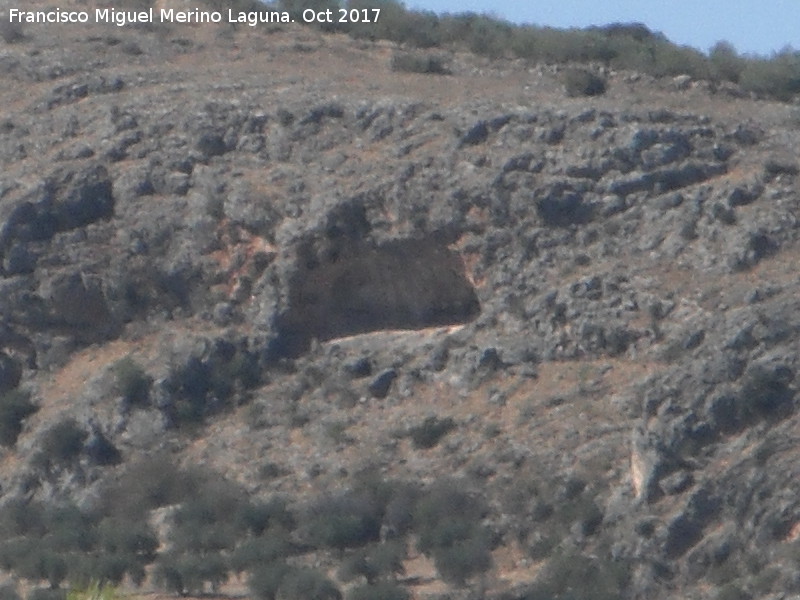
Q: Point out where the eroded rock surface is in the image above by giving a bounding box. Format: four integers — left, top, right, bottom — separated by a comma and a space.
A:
1, 8, 800, 600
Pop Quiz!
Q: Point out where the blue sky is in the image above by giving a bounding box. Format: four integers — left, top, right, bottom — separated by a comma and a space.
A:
403, 0, 800, 56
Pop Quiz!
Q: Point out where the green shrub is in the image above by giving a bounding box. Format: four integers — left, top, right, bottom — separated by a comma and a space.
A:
0, 537, 35, 572
85, 428, 121, 467
28, 589, 66, 600
304, 492, 381, 550
43, 504, 97, 553
337, 540, 406, 584
236, 497, 296, 536
325, 420, 354, 445
112, 357, 152, 408
563, 68, 607, 97
413, 480, 492, 585
0, 583, 21, 600
520, 552, 630, 600
739, 50, 800, 101
515, 26, 604, 63
164, 343, 261, 427
347, 581, 408, 600
248, 561, 293, 600
66, 580, 120, 600
383, 482, 419, 537
431, 534, 492, 587
34, 418, 87, 469
710, 41, 745, 83
155, 474, 262, 593
414, 481, 484, 550
0, 501, 50, 575
164, 356, 212, 426
100, 454, 200, 518
437, 13, 512, 58
0, 498, 157, 589
231, 536, 293, 575
391, 51, 450, 75
365, 540, 407, 579
278, 568, 341, 600
96, 518, 158, 573
0, 389, 37, 447
648, 42, 710, 79
347, 0, 440, 47
0, 498, 149, 590
169, 481, 247, 555
338, 553, 372, 584
408, 416, 456, 449
69, 555, 131, 588
594, 22, 659, 42
154, 551, 229, 595
17, 549, 68, 589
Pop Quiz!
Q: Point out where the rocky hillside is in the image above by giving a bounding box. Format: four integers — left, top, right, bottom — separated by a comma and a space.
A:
1, 4, 800, 600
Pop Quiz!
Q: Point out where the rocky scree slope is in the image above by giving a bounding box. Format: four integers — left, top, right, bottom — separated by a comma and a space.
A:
1, 10, 800, 600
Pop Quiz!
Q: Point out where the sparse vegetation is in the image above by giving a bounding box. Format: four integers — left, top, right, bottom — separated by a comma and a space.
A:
283, 0, 800, 102
33, 418, 87, 470
0, 389, 37, 447
163, 342, 261, 428
502, 470, 608, 563
248, 561, 294, 600
231, 536, 293, 575
154, 552, 228, 596
154, 477, 248, 593
85, 429, 122, 467
28, 589, 66, 600
112, 357, 152, 408
277, 568, 341, 600
348, 581, 409, 600
391, 51, 450, 75
408, 415, 456, 449
100, 454, 200, 519
0, 584, 21, 600
413, 479, 492, 586
94, 518, 158, 584
337, 540, 406, 584
739, 50, 800, 102
563, 68, 607, 97
66, 581, 121, 600
303, 491, 381, 550
709, 41, 744, 83
0, 498, 158, 591
519, 551, 631, 600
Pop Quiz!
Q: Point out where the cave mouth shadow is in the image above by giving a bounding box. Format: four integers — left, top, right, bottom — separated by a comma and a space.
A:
271, 238, 480, 358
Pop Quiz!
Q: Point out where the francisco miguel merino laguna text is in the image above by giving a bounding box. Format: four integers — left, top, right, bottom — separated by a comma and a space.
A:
8, 8, 297, 27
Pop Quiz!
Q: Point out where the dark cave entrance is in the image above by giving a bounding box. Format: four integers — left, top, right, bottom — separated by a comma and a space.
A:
272, 238, 480, 357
